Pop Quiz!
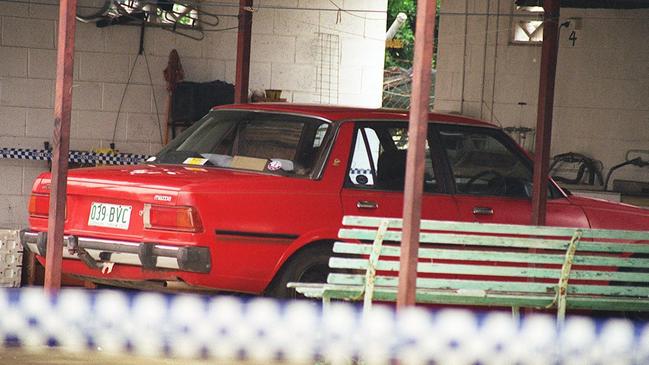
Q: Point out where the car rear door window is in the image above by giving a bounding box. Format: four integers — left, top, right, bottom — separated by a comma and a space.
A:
347, 124, 439, 192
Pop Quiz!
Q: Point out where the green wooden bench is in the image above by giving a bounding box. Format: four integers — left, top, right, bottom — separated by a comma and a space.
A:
289, 216, 649, 324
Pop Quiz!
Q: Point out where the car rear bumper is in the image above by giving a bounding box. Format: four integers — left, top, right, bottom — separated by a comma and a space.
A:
20, 230, 211, 273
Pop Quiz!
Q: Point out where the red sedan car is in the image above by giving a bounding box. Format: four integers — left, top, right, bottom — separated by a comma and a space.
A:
22, 104, 649, 297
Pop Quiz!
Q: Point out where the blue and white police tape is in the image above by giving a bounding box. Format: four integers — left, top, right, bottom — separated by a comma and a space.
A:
1, 288, 649, 364
0, 148, 151, 165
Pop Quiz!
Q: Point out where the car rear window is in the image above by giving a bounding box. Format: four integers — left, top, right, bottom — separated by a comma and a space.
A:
154, 110, 331, 177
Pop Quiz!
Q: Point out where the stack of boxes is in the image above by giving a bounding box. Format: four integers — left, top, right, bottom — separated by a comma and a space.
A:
0, 230, 22, 288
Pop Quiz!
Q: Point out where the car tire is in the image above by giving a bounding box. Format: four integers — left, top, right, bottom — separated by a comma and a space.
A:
265, 244, 332, 299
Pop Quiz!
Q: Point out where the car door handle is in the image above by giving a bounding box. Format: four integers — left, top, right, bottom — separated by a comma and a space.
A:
472, 206, 494, 216
357, 200, 379, 209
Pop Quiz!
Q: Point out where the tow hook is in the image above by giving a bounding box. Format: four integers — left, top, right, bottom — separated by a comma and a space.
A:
77, 248, 102, 270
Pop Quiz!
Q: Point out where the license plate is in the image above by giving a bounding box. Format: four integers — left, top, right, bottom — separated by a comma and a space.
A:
88, 202, 133, 230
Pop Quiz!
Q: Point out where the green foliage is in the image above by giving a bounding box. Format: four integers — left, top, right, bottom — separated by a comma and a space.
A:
385, 0, 417, 68
385, 1, 441, 69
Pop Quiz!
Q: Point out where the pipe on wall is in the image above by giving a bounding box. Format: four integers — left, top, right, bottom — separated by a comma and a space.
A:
490, 0, 502, 123
480, 0, 492, 119
459, 0, 469, 114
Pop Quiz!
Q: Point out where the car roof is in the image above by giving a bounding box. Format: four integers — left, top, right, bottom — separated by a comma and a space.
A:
212, 103, 498, 128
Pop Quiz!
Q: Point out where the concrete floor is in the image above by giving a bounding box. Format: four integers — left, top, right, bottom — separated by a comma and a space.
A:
0, 349, 292, 365
0, 349, 205, 365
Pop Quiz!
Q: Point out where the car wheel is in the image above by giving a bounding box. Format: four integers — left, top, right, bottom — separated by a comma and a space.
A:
266, 244, 332, 299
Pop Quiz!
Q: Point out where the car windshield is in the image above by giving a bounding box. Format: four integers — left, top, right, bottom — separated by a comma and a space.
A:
154, 110, 331, 177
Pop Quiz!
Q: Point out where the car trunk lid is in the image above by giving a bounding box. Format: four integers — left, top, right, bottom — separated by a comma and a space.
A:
32, 165, 210, 237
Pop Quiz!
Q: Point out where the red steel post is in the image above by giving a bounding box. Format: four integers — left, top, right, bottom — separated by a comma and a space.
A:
397, 0, 437, 309
45, 0, 78, 292
234, 0, 253, 104
531, 0, 560, 226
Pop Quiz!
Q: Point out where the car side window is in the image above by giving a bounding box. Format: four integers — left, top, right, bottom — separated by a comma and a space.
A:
438, 126, 532, 198
347, 124, 439, 192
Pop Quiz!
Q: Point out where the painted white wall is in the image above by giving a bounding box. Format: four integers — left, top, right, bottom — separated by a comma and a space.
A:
435, 0, 649, 187
0, 0, 387, 228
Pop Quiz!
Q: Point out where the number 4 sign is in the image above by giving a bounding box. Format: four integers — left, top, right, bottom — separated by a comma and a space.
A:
569, 30, 578, 46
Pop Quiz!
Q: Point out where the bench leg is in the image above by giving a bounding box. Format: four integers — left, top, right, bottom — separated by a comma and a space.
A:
322, 295, 331, 315
511, 306, 520, 323
556, 307, 566, 330
362, 301, 372, 318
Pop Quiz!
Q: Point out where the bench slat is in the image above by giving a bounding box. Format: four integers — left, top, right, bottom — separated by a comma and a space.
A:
338, 229, 649, 254
333, 242, 649, 268
342, 216, 649, 242
317, 284, 649, 312
286, 282, 327, 298
328, 273, 555, 294
327, 273, 649, 298
329, 257, 649, 283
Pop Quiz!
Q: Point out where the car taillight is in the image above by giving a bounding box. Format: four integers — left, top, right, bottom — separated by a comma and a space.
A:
143, 204, 203, 232
28, 193, 49, 218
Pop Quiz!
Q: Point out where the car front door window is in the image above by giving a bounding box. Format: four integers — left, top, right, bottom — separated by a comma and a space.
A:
439, 126, 532, 198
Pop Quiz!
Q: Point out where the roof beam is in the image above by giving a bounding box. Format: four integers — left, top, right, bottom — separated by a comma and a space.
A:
531, 0, 560, 226
235, 0, 253, 104
516, 0, 649, 8
397, 0, 437, 309
45, 0, 78, 293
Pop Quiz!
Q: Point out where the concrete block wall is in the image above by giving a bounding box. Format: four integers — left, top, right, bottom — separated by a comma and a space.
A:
0, 0, 387, 228
436, 0, 649, 185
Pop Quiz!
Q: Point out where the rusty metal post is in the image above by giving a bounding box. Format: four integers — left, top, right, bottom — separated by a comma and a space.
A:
234, 0, 253, 104
397, 0, 437, 309
44, 0, 78, 293
531, 0, 560, 226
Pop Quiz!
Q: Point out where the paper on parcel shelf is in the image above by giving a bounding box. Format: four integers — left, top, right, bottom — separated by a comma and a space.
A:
230, 156, 268, 171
